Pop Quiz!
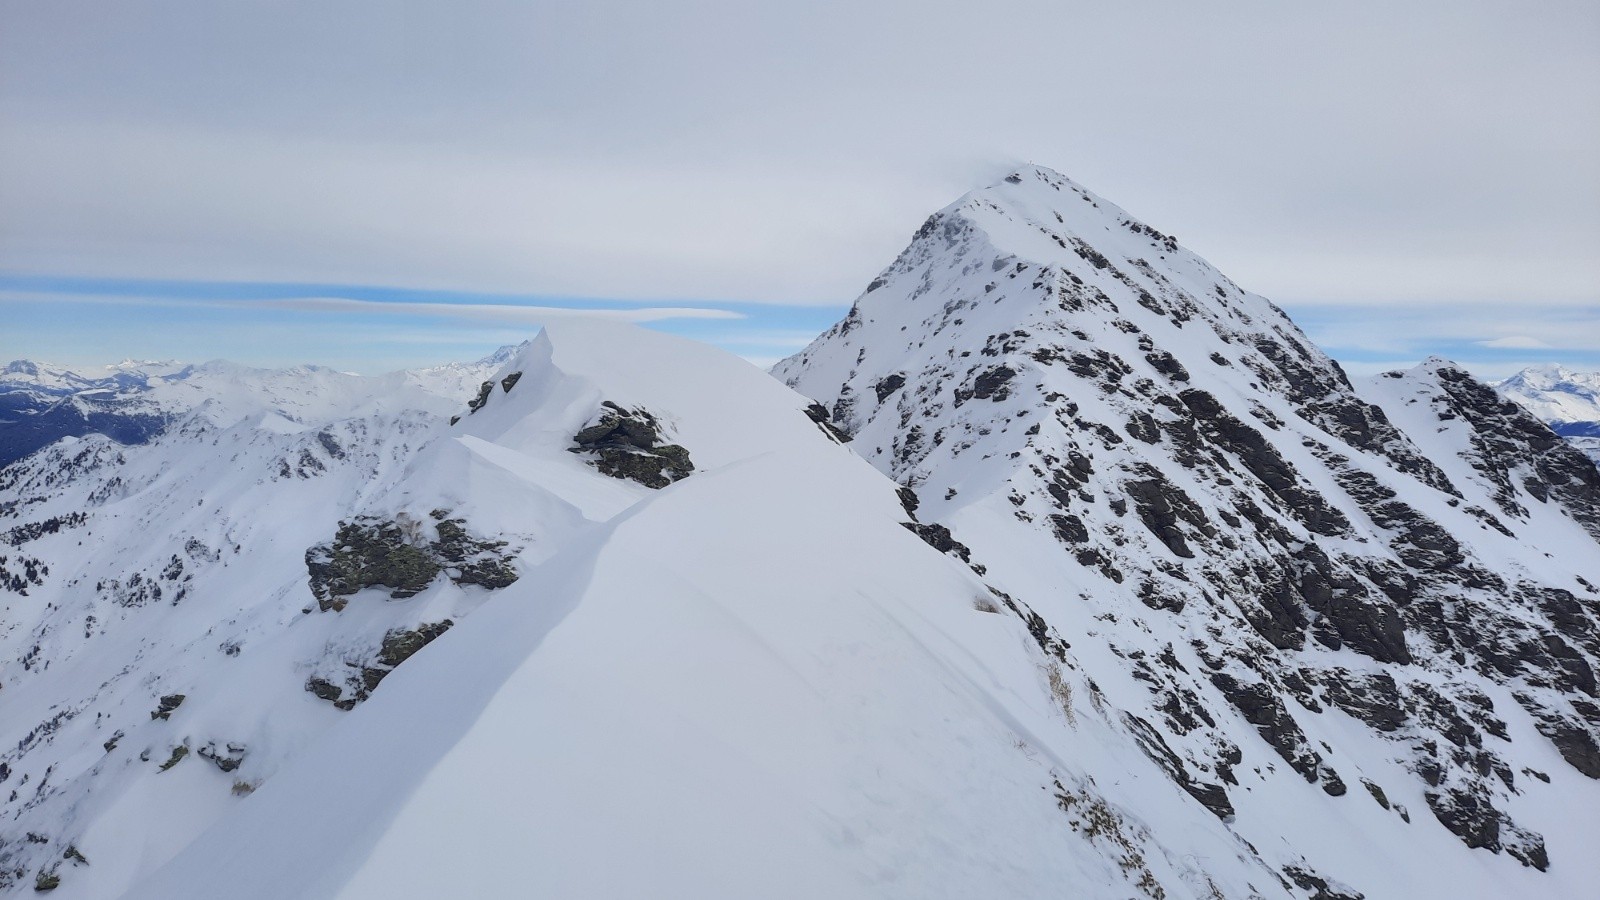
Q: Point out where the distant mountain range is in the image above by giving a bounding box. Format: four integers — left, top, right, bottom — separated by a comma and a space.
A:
0, 347, 525, 469
1498, 365, 1600, 467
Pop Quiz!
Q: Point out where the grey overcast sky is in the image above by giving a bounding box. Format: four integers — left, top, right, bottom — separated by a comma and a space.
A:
2, 0, 1597, 376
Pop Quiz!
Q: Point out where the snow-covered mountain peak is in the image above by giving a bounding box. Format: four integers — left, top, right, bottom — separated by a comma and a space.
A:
1498, 365, 1600, 423
781, 171, 1600, 897
943, 165, 1182, 255
851, 165, 1236, 330
1496, 364, 1600, 469
1502, 363, 1571, 385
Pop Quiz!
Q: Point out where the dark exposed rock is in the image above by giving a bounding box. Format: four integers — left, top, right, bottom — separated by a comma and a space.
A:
896, 486, 921, 520
315, 430, 345, 460
306, 518, 443, 610
1367, 500, 1463, 572
197, 742, 246, 773
499, 371, 522, 393
967, 366, 1016, 403
466, 380, 493, 414
1280, 669, 1321, 712
1282, 864, 1364, 900
306, 621, 455, 710
1534, 587, 1600, 659
156, 745, 189, 771
902, 522, 972, 563
1143, 350, 1190, 382
1536, 711, 1600, 775
1137, 580, 1185, 614
1422, 783, 1546, 867
1316, 584, 1410, 665
305, 677, 343, 703
1246, 571, 1310, 650
377, 621, 454, 668
570, 402, 694, 489
874, 373, 907, 402
1516, 694, 1600, 778
1211, 673, 1324, 783
1123, 714, 1234, 820
307, 515, 516, 611
1249, 337, 1455, 494
1360, 779, 1390, 809
431, 517, 519, 589
1506, 829, 1550, 872
149, 694, 185, 721
1178, 389, 1348, 536
1124, 413, 1161, 444
1408, 683, 1483, 750
803, 403, 852, 443
1319, 768, 1347, 796
1429, 364, 1600, 541
1318, 670, 1407, 732
1048, 514, 1089, 545
1123, 467, 1212, 558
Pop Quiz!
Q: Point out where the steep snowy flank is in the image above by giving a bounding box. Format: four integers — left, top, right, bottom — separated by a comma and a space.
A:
780, 165, 1600, 899
1498, 365, 1600, 468
0, 346, 525, 469
0, 408, 444, 897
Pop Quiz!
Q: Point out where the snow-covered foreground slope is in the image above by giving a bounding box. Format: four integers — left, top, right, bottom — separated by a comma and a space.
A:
6, 321, 1302, 899
780, 166, 1600, 899
118, 322, 1284, 900
0, 347, 524, 469
1498, 365, 1600, 467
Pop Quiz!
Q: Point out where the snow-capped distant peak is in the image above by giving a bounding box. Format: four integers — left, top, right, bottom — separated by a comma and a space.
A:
1499, 365, 1600, 418
1495, 363, 1600, 466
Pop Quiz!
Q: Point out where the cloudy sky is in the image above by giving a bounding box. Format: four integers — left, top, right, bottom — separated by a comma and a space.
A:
3, 0, 1596, 377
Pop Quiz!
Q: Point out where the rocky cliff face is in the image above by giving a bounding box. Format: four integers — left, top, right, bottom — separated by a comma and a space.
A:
779, 165, 1600, 897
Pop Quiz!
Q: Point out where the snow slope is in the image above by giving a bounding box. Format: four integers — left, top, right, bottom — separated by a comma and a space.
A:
779, 165, 1600, 899
120, 322, 1291, 900
6, 321, 1296, 899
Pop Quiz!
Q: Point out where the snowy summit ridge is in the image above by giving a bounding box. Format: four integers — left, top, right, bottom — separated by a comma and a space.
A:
1, 166, 1598, 900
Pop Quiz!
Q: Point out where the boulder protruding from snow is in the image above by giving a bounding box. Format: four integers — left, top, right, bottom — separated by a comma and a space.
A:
568, 401, 694, 489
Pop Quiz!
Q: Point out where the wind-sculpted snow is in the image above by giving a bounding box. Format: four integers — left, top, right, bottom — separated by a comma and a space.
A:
780, 165, 1600, 898
100, 321, 1307, 900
